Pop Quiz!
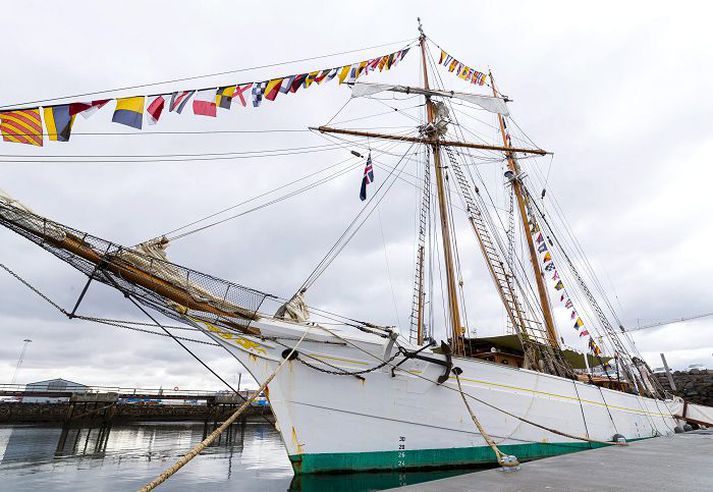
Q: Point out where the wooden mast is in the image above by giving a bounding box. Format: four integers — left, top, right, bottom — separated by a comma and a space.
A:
489, 72, 560, 349
418, 21, 464, 356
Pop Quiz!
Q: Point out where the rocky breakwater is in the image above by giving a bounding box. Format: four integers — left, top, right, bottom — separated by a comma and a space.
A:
656, 369, 713, 407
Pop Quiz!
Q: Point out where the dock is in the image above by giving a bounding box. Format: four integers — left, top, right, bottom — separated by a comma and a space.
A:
0, 383, 271, 424
390, 430, 713, 492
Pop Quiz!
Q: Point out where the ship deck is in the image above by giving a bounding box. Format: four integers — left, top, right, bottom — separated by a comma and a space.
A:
389, 429, 713, 491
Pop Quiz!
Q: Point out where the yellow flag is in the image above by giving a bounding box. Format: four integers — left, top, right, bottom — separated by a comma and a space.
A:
264, 78, 283, 101
356, 60, 368, 78
337, 65, 351, 84
304, 71, 320, 88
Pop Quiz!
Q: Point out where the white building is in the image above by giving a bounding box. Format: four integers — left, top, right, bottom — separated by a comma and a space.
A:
22, 378, 88, 403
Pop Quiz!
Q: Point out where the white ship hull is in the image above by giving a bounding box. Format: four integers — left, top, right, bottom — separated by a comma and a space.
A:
198, 318, 679, 474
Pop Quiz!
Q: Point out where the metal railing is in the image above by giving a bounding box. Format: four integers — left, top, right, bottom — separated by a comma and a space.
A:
0, 383, 255, 399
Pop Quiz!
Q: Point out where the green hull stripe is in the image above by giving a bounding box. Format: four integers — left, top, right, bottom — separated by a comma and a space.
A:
289, 440, 642, 474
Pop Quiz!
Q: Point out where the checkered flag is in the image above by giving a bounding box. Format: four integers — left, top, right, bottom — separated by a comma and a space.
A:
252, 81, 267, 107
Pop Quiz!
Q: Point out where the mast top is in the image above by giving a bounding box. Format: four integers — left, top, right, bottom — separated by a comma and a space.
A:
417, 17, 424, 39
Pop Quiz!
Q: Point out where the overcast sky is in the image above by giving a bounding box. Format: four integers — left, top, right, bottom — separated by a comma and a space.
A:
2, 1, 712, 391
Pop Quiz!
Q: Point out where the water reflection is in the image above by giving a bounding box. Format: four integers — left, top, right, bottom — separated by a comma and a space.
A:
290, 468, 487, 491
0, 422, 479, 491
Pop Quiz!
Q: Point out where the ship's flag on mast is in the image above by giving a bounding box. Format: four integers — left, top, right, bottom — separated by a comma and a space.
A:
43, 105, 76, 141
345, 64, 360, 84
252, 81, 267, 107
233, 83, 252, 107
146, 95, 165, 125
216, 85, 236, 109
355, 61, 368, 78
315, 69, 330, 84
290, 74, 307, 93
112, 96, 144, 129
169, 90, 194, 113
366, 58, 380, 73
393, 48, 410, 66
337, 65, 351, 84
279, 76, 295, 94
264, 78, 283, 101
193, 89, 217, 116
303, 71, 319, 89
0, 109, 43, 146
359, 153, 374, 201
69, 100, 109, 119
326, 67, 339, 82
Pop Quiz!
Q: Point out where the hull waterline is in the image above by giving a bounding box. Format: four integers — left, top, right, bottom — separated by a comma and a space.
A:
197, 318, 679, 474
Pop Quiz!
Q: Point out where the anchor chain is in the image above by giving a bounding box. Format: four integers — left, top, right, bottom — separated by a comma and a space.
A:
294, 350, 401, 377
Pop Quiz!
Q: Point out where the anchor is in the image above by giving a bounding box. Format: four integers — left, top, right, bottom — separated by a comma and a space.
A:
392, 341, 453, 384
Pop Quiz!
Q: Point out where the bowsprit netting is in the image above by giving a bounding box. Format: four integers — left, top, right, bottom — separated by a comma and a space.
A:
0, 198, 271, 333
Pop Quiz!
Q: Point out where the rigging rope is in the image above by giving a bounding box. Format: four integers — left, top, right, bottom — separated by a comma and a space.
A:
313, 322, 633, 448
423, 42, 549, 338
155, 138, 408, 242
167, 161, 361, 241
138, 327, 311, 492
0, 142, 360, 164
0, 262, 218, 346
0, 261, 285, 430
0, 38, 417, 110
377, 208, 402, 328
299, 144, 415, 293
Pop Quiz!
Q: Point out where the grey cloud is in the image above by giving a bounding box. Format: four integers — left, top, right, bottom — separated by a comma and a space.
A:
2, 1, 712, 388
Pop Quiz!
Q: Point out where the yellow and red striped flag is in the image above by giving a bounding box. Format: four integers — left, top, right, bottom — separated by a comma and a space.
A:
0, 108, 43, 146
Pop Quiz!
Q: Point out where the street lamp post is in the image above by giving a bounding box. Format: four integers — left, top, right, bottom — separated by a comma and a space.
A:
10, 338, 32, 385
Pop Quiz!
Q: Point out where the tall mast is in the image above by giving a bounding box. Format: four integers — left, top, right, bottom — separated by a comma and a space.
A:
418, 21, 465, 355
489, 72, 560, 349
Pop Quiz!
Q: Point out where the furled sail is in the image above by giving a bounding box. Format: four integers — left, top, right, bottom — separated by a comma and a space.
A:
350, 82, 510, 116
275, 289, 310, 322
0, 192, 270, 331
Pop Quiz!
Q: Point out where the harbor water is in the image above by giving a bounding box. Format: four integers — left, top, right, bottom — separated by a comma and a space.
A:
0, 422, 479, 491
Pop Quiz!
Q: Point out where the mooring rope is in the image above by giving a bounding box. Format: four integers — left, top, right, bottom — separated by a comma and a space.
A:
312, 324, 630, 448
454, 371, 519, 468
138, 327, 311, 492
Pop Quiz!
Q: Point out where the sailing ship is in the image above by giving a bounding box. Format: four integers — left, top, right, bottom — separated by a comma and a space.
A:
0, 23, 683, 474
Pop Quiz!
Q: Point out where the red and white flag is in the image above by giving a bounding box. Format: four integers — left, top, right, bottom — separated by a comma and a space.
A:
233, 83, 252, 107
69, 99, 110, 119
146, 95, 165, 125
193, 89, 216, 117
169, 91, 194, 113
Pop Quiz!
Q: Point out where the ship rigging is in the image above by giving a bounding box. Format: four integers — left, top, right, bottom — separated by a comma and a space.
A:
0, 21, 682, 474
